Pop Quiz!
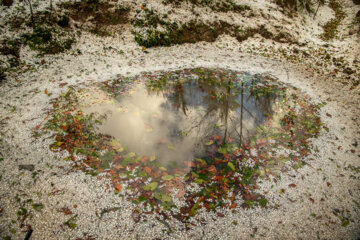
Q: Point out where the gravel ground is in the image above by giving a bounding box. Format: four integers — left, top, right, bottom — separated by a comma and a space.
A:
0, 0, 359, 239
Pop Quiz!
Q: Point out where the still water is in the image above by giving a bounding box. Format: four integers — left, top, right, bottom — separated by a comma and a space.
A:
82, 76, 276, 169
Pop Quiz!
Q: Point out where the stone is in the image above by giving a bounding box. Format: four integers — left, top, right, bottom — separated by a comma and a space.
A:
19, 164, 35, 171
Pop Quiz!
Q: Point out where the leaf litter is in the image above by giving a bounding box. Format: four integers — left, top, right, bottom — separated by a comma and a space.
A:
33, 68, 323, 224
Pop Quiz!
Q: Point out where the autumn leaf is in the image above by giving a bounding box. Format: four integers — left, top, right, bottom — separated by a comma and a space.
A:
144, 166, 151, 175
208, 165, 217, 173
44, 89, 48, 95
114, 184, 122, 191
289, 183, 296, 188
114, 164, 123, 170
229, 202, 237, 209
214, 135, 221, 140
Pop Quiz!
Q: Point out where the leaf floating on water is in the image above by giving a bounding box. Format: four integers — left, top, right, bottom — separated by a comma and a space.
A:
205, 140, 214, 146
214, 135, 221, 140
145, 124, 153, 132
195, 158, 206, 165
126, 152, 136, 158
159, 166, 167, 171
110, 140, 124, 152
143, 182, 158, 191
167, 144, 176, 150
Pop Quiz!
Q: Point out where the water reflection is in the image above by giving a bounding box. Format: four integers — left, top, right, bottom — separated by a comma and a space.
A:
82, 77, 276, 169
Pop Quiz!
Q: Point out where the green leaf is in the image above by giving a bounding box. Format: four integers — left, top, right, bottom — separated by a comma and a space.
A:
159, 166, 167, 171
190, 202, 200, 216
244, 200, 254, 208
195, 158, 206, 164
65, 214, 78, 230
195, 179, 204, 184
167, 144, 176, 150
150, 155, 156, 162
17, 208, 27, 216
32, 203, 44, 212
126, 152, 136, 158
228, 162, 236, 171
205, 140, 214, 146
143, 182, 158, 191
162, 175, 174, 181
191, 172, 199, 178
258, 198, 267, 207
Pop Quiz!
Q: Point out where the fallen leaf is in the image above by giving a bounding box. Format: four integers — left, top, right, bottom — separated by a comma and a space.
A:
205, 140, 214, 146
144, 166, 151, 175
208, 165, 217, 173
114, 184, 122, 191
143, 182, 158, 191
289, 184, 296, 188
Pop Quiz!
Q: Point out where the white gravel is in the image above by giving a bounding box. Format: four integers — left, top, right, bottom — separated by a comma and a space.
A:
0, 0, 359, 239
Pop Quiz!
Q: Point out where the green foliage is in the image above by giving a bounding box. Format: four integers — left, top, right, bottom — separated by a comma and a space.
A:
163, 0, 250, 12
22, 24, 75, 54
275, 0, 313, 12
320, 0, 345, 40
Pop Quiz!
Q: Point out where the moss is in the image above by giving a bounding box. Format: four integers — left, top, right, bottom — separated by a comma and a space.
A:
320, 0, 345, 40
0, 38, 21, 58
275, 0, 313, 12
22, 24, 75, 55
162, 0, 250, 13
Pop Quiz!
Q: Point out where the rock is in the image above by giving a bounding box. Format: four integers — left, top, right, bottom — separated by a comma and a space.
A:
343, 67, 355, 75
349, 29, 357, 35
353, 0, 360, 5
19, 164, 35, 171
1, 0, 13, 6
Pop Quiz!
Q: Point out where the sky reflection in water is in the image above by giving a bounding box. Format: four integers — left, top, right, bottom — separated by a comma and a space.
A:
83, 77, 276, 170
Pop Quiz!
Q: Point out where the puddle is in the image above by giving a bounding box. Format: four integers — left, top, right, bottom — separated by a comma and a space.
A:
41, 68, 322, 222
81, 76, 277, 171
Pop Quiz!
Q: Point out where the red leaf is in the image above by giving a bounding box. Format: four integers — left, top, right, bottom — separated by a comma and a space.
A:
144, 166, 151, 175
114, 184, 122, 191
214, 135, 221, 140
216, 212, 225, 217
207, 165, 217, 173
289, 184, 296, 188
229, 202, 237, 209
309, 198, 314, 203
